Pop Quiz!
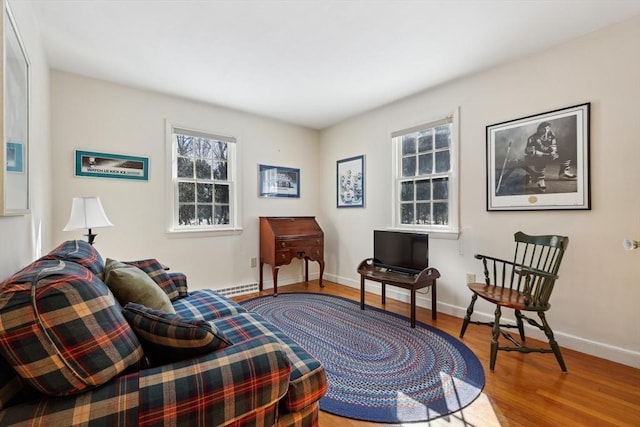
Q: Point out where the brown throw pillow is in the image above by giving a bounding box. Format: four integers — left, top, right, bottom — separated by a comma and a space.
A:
104, 258, 175, 313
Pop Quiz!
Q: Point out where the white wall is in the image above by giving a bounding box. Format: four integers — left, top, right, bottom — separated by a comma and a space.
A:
319, 16, 640, 367
50, 71, 321, 290
0, 1, 51, 281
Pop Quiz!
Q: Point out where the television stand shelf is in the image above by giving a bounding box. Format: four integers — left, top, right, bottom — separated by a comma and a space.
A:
357, 258, 440, 328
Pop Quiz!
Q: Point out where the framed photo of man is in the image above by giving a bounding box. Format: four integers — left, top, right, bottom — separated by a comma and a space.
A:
486, 103, 590, 211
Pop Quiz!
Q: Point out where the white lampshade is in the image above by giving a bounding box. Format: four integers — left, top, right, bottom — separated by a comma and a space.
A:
63, 196, 113, 232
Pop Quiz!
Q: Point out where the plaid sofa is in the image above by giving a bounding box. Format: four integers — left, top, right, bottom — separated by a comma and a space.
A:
0, 240, 327, 426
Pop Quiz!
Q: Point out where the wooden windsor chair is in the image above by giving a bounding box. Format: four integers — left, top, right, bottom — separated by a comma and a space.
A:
459, 231, 569, 372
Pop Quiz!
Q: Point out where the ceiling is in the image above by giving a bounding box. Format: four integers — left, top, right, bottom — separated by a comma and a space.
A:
28, 0, 640, 130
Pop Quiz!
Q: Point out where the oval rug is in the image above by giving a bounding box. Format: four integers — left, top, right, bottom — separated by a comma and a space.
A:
240, 292, 484, 423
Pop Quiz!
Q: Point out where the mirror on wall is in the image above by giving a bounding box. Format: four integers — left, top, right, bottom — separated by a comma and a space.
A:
0, 1, 29, 216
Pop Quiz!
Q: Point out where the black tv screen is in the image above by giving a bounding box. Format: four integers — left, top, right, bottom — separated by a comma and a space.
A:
373, 230, 429, 273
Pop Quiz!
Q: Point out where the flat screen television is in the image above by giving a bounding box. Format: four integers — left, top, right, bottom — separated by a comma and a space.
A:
373, 230, 428, 274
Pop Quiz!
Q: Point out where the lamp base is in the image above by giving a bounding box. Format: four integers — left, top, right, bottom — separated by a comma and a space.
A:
85, 228, 97, 245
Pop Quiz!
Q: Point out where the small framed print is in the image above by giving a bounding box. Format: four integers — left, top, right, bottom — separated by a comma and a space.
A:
486, 103, 590, 211
6, 142, 23, 173
337, 155, 364, 208
258, 164, 300, 198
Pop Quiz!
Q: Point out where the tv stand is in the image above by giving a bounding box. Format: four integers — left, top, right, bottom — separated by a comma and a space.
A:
357, 258, 440, 328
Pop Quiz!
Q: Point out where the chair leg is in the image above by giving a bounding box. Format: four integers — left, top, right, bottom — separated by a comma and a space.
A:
490, 305, 502, 371
515, 310, 526, 341
538, 312, 567, 372
460, 294, 478, 338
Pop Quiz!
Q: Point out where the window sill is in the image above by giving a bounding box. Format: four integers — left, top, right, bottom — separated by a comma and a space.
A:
166, 227, 243, 238
386, 227, 460, 240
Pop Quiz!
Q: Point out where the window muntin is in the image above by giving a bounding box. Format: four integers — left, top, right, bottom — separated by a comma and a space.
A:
392, 113, 458, 236
170, 125, 236, 231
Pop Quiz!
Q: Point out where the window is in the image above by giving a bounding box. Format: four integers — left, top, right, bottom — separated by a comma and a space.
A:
391, 111, 459, 237
168, 124, 237, 232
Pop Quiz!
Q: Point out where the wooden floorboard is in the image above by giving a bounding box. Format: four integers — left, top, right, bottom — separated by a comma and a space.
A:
234, 280, 640, 426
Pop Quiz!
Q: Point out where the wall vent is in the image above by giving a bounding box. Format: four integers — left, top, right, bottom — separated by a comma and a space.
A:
216, 282, 259, 297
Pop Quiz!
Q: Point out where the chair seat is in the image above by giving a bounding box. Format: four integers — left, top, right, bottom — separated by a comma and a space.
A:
467, 283, 548, 311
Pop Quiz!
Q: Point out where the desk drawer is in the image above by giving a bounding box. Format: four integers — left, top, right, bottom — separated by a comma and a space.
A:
276, 237, 322, 249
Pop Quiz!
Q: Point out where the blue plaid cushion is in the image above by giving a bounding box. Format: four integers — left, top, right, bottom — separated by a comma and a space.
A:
173, 289, 247, 320
0, 260, 144, 396
43, 240, 105, 277
211, 312, 327, 412
123, 303, 232, 366
124, 259, 180, 301
166, 271, 189, 299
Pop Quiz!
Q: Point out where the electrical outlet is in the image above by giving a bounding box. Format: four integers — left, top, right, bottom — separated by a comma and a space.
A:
250, 257, 257, 268
466, 273, 476, 284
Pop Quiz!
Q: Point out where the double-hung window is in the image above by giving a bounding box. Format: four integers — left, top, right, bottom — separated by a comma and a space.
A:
391, 111, 459, 237
168, 124, 237, 232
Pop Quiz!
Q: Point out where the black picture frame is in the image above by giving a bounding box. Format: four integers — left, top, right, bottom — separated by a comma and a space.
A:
258, 164, 300, 198
486, 103, 590, 211
337, 155, 365, 208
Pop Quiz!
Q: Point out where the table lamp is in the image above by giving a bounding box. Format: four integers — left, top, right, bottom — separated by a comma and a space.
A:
63, 196, 113, 245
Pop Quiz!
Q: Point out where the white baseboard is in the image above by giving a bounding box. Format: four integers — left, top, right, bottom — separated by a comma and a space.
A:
326, 273, 640, 368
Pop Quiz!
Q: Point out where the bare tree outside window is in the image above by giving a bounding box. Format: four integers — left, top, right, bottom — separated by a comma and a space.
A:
171, 127, 235, 229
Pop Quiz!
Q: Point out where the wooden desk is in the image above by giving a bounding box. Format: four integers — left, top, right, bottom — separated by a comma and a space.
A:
260, 216, 325, 296
357, 258, 439, 328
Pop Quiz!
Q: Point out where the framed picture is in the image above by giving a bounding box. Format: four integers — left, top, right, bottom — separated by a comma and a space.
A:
258, 164, 300, 198
6, 142, 23, 172
75, 150, 149, 181
1, 2, 30, 215
337, 155, 365, 208
486, 103, 590, 211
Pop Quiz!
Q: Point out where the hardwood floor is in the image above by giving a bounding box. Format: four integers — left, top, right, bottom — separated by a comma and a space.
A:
234, 280, 640, 426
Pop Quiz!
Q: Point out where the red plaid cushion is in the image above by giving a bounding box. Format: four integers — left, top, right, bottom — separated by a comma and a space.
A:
43, 240, 105, 276
124, 259, 180, 301
123, 303, 232, 366
0, 260, 144, 396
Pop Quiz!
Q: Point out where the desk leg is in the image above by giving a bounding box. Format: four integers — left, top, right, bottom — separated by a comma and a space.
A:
271, 266, 280, 297
431, 279, 437, 320
411, 288, 416, 328
259, 262, 264, 291
318, 260, 325, 287
360, 275, 365, 310
304, 258, 309, 282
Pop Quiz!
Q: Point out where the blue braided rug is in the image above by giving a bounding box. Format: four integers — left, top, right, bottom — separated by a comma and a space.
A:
240, 292, 484, 423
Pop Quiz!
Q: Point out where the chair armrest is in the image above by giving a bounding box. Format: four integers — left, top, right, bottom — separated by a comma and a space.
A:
138, 335, 291, 426
473, 253, 519, 286
514, 265, 559, 281
474, 253, 517, 267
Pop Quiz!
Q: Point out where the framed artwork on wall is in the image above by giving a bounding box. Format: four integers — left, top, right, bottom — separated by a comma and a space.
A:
258, 164, 300, 198
337, 155, 364, 208
75, 150, 149, 181
1, 2, 30, 215
6, 142, 23, 172
486, 103, 590, 211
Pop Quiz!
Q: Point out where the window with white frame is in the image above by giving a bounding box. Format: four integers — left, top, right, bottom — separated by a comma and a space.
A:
168, 125, 237, 232
391, 111, 459, 237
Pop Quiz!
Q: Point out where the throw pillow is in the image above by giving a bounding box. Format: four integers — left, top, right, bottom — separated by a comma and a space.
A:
123, 259, 181, 301
104, 258, 176, 313
123, 302, 232, 366
43, 240, 105, 277
0, 260, 144, 396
